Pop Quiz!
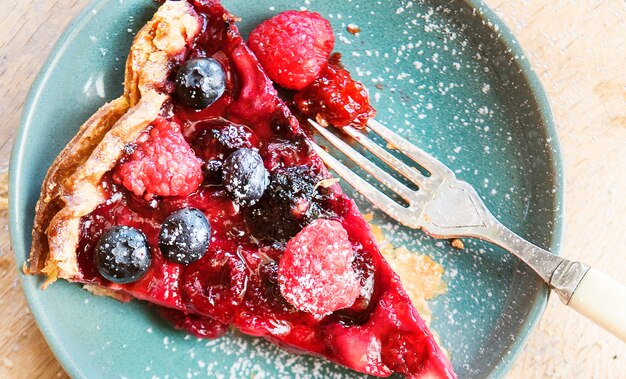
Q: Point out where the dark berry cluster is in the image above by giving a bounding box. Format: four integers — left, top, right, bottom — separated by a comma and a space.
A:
245, 165, 333, 241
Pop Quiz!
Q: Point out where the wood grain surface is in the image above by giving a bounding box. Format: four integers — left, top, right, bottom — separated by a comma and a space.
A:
0, 1, 624, 378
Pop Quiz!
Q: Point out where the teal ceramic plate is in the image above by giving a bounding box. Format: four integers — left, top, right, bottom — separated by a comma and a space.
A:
10, 0, 563, 378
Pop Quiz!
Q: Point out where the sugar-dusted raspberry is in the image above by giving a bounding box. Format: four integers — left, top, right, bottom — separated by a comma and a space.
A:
295, 53, 376, 128
113, 117, 203, 199
248, 10, 334, 90
278, 219, 360, 316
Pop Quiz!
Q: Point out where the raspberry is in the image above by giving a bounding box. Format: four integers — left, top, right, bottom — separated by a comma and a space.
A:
278, 219, 360, 316
248, 10, 334, 90
295, 53, 376, 128
113, 117, 203, 199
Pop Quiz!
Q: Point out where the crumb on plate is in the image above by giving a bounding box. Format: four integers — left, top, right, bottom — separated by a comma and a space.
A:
346, 24, 361, 35
367, 213, 447, 325
451, 238, 464, 250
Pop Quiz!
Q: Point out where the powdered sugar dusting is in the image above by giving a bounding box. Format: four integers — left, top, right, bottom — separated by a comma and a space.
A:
163, 332, 371, 379
57, 0, 562, 377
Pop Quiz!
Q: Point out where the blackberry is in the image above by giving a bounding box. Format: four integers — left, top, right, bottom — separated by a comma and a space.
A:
191, 121, 256, 162
245, 165, 333, 241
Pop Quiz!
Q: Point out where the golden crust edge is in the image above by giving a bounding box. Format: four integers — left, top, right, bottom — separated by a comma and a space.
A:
83, 284, 132, 302
26, 1, 201, 288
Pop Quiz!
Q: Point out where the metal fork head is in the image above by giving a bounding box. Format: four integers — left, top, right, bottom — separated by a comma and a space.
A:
310, 118, 578, 293
308, 118, 496, 239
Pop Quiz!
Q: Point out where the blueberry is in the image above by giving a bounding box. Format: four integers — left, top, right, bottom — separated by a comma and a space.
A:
95, 226, 151, 284
222, 148, 269, 206
159, 207, 211, 265
175, 58, 226, 109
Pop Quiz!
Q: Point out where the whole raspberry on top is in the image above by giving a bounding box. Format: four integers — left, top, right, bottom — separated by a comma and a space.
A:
278, 219, 361, 317
295, 53, 376, 128
248, 10, 334, 90
113, 117, 203, 199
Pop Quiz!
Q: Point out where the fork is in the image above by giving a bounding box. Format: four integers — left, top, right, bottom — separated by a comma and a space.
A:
308, 118, 626, 342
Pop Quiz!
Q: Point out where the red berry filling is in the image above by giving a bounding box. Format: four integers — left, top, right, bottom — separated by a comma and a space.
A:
249, 10, 335, 90
158, 307, 229, 339
295, 53, 376, 128
278, 219, 361, 316
75, 2, 454, 378
182, 246, 249, 321
113, 117, 203, 199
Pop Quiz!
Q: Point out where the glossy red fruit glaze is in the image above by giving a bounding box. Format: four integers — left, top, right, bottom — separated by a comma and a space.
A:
248, 10, 334, 90
295, 53, 376, 128
77, 174, 247, 308
261, 137, 316, 171
278, 219, 360, 316
113, 117, 203, 199
158, 307, 228, 339
179, 2, 284, 140
182, 245, 249, 321
78, 178, 184, 308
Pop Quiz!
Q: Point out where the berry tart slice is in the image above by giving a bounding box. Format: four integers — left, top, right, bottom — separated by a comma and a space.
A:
27, 1, 455, 378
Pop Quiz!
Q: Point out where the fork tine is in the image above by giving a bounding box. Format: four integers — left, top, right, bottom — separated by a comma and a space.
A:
309, 142, 413, 222
366, 119, 452, 176
309, 120, 415, 201
342, 125, 428, 187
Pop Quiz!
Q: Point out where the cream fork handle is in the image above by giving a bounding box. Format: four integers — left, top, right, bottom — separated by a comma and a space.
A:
483, 220, 626, 343
431, 194, 626, 341
440, 210, 626, 343
568, 268, 626, 342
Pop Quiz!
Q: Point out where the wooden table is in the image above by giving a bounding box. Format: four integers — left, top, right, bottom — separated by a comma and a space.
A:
1, 1, 624, 378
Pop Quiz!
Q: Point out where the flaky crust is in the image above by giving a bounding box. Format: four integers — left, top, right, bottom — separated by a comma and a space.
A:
27, 1, 201, 286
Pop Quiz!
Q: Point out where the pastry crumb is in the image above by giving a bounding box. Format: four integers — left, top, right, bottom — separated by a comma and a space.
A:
83, 284, 132, 302
450, 238, 464, 250
367, 215, 447, 325
315, 113, 329, 127
313, 177, 340, 192
2, 357, 13, 368
346, 24, 361, 35
0, 170, 8, 211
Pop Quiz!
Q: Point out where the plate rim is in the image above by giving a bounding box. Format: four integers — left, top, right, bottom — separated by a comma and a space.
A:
9, 1, 116, 378
465, 1, 565, 377
8, 1, 565, 378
